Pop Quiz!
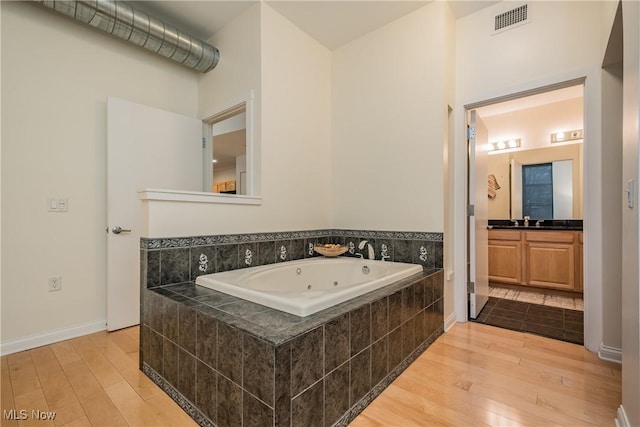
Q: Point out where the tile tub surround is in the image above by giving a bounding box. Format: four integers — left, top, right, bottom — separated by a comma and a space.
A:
140, 229, 443, 289
140, 269, 444, 427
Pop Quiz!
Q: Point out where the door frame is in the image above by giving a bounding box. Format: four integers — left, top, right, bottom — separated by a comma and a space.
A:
456, 76, 591, 337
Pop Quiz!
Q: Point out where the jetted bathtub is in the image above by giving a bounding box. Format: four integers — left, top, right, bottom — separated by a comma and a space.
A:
195, 257, 423, 317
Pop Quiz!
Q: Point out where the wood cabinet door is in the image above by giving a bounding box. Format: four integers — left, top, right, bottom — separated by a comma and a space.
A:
524, 242, 576, 290
488, 240, 522, 284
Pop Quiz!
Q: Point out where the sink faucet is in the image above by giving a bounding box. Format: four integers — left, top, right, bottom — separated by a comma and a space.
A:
524, 216, 530, 227
511, 219, 519, 227
536, 219, 545, 228
357, 240, 375, 260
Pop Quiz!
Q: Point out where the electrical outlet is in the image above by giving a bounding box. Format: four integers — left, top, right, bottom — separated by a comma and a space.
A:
48, 276, 62, 292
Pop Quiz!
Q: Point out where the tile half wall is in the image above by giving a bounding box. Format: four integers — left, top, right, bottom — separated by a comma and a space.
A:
141, 229, 444, 289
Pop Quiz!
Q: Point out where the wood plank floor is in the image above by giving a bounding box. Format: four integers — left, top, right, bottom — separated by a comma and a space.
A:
1, 327, 197, 427
352, 322, 621, 427
1, 322, 621, 427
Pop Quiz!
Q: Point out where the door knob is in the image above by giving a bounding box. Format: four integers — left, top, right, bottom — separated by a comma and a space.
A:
112, 226, 132, 234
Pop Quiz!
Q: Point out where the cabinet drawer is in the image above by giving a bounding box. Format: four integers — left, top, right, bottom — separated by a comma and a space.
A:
488, 230, 522, 241
524, 231, 575, 243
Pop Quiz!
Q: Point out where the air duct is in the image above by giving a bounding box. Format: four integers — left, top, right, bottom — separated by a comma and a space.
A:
35, 0, 220, 73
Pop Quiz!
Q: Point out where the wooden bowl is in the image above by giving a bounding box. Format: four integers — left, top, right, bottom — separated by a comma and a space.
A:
314, 245, 348, 257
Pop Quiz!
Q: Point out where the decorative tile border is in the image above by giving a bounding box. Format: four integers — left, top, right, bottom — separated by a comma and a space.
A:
338, 229, 443, 242
141, 229, 443, 250
141, 228, 444, 289
143, 364, 215, 427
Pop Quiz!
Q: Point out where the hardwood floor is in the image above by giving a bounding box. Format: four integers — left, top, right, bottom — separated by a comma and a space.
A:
352, 322, 621, 427
1, 327, 197, 427
1, 322, 621, 427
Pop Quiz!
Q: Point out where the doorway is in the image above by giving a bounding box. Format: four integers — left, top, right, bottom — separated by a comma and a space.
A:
466, 81, 587, 344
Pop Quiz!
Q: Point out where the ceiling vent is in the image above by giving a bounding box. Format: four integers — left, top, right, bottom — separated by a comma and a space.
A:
493, 4, 530, 35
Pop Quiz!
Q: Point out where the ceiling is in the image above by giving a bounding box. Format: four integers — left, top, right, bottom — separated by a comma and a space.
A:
130, 1, 499, 50
266, 1, 430, 50
477, 85, 584, 118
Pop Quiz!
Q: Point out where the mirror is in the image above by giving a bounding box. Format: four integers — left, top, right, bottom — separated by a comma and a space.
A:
511, 159, 573, 219
205, 98, 253, 196
488, 144, 583, 220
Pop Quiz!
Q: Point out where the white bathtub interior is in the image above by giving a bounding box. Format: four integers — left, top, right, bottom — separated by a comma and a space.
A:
195, 257, 423, 317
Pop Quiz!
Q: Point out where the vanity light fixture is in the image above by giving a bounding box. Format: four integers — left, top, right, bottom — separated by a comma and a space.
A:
211, 159, 218, 163
551, 129, 583, 143
489, 138, 521, 151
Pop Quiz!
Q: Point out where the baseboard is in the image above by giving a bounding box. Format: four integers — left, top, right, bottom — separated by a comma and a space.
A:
444, 312, 457, 332
615, 405, 630, 427
0, 319, 106, 356
599, 343, 622, 364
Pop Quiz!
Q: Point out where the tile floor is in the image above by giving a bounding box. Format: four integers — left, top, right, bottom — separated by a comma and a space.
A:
473, 297, 584, 345
488, 284, 584, 311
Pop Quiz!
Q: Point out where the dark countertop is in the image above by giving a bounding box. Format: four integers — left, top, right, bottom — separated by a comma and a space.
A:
488, 219, 583, 231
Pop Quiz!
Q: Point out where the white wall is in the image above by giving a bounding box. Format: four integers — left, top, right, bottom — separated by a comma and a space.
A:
454, 1, 612, 352
331, 2, 449, 233
199, 5, 261, 197
442, 4, 457, 328
143, 3, 333, 238
199, 5, 261, 120
621, 0, 640, 424
330, 1, 454, 324
482, 98, 584, 152
0, 2, 199, 344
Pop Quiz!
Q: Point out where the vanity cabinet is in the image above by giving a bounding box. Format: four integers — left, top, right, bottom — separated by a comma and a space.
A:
488, 229, 583, 292
523, 231, 577, 291
488, 230, 522, 284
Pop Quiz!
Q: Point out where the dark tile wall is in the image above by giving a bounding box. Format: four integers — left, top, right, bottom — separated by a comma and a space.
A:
140, 270, 445, 427
141, 229, 444, 289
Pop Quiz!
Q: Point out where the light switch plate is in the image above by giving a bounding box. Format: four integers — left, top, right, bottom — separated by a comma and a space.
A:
48, 198, 68, 212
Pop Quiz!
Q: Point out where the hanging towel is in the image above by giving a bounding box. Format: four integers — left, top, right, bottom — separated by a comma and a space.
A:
488, 174, 501, 198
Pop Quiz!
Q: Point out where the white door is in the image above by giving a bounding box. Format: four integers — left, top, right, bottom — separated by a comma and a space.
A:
107, 97, 203, 331
468, 110, 489, 319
